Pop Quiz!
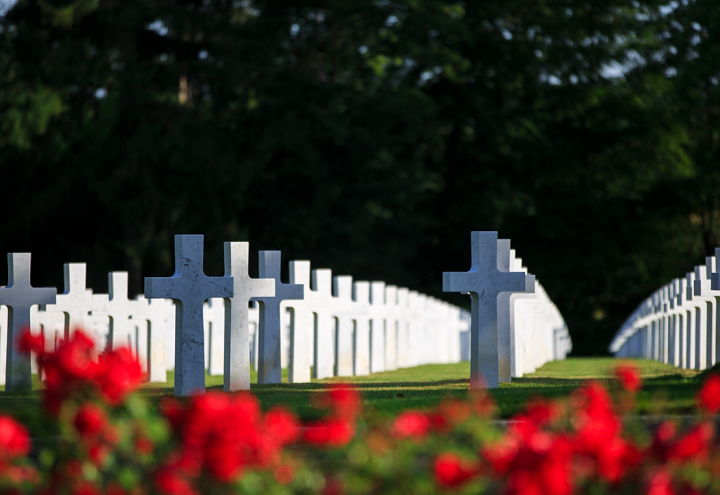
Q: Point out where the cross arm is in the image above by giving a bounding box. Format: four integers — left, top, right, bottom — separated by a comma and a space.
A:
145, 276, 181, 300
205, 277, 234, 299
443, 271, 476, 293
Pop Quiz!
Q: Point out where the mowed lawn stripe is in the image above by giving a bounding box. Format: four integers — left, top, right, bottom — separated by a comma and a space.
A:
0, 358, 705, 422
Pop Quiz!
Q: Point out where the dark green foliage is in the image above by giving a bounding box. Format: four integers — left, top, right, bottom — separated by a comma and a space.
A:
0, 0, 714, 354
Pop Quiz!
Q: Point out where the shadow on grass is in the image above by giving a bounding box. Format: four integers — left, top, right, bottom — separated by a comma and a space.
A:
0, 361, 710, 421
511, 377, 584, 386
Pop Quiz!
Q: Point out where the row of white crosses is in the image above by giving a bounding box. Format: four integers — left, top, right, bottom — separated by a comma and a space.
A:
1, 232, 570, 396
0, 255, 176, 391
443, 232, 571, 389
0, 236, 471, 395
609, 249, 720, 370
147, 236, 471, 395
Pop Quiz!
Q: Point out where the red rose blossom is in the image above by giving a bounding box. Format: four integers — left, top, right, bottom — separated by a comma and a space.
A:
615, 363, 642, 392
303, 418, 355, 447
95, 348, 144, 405
434, 453, 477, 487
0, 415, 30, 458
74, 404, 107, 438
392, 411, 431, 440
696, 373, 720, 414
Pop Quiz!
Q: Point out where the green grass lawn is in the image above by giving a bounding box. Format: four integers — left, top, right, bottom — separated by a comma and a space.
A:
0, 358, 705, 425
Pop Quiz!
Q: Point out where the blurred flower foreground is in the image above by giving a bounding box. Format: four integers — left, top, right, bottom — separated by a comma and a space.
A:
1, 330, 720, 495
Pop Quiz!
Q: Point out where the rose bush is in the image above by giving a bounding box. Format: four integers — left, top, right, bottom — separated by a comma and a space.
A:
4, 330, 720, 494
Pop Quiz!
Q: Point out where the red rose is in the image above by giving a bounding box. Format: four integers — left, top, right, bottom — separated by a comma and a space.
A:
668, 423, 714, 462
646, 470, 674, 495
263, 408, 299, 445
88, 445, 108, 465
303, 418, 355, 447
615, 364, 642, 393
155, 467, 196, 495
326, 384, 361, 420
392, 411, 431, 440
434, 453, 477, 487
72, 483, 101, 495
95, 348, 144, 405
0, 416, 30, 458
74, 404, 107, 437
696, 373, 720, 414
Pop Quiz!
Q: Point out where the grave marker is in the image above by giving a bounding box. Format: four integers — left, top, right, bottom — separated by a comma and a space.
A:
105, 272, 148, 351
395, 288, 410, 368
369, 281, 387, 373
353, 281, 371, 376
145, 235, 233, 396
308, 269, 337, 380
0, 305, 6, 385
384, 285, 399, 371
694, 260, 718, 368
685, 271, 708, 370
129, 296, 151, 371
253, 251, 303, 384
30, 304, 64, 375
286, 261, 313, 383
495, 239, 513, 382
0, 254, 56, 391
205, 298, 225, 376
508, 252, 536, 378
146, 298, 174, 382
443, 232, 533, 389
42, 263, 108, 338
222, 242, 274, 391
333, 275, 355, 377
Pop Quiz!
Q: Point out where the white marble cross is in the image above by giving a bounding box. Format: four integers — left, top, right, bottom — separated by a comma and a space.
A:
285, 263, 345, 381
145, 235, 233, 397
145, 298, 174, 382
105, 272, 147, 351
0, 254, 56, 391
309, 269, 337, 380
0, 305, 7, 385
281, 307, 292, 370
286, 261, 312, 382
443, 232, 533, 389
352, 281, 371, 376
684, 271, 707, 370
369, 281, 387, 373
499, 245, 534, 382
508, 252, 536, 378
222, 242, 274, 391
694, 258, 718, 368
407, 291, 426, 367
205, 298, 225, 376
249, 300, 260, 371
333, 275, 358, 377
42, 263, 108, 338
253, 251, 303, 384
384, 285, 399, 371
675, 277, 696, 369
129, 295, 152, 371
395, 288, 410, 368
30, 304, 64, 361
667, 280, 682, 367
85, 302, 110, 352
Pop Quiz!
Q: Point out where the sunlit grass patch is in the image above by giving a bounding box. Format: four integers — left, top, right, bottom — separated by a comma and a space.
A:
0, 358, 707, 421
